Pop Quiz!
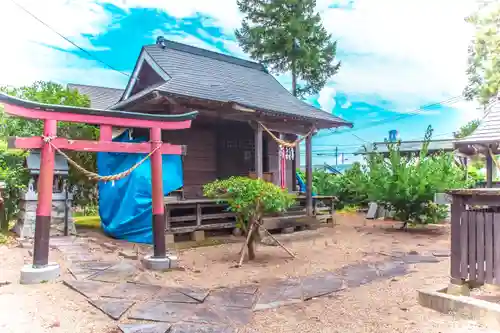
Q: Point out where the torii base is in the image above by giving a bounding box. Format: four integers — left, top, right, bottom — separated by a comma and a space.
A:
20, 262, 60, 284
142, 254, 178, 271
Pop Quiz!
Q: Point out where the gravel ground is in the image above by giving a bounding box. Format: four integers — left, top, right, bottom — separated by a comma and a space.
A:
0, 214, 495, 333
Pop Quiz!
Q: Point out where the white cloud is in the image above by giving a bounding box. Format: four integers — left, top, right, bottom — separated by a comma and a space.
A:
104, 0, 242, 33
318, 86, 337, 112
0, 0, 124, 88
319, 0, 479, 119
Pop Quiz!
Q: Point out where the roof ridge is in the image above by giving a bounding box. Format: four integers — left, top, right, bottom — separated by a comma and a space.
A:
147, 38, 267, 72
68, 83, 124, 91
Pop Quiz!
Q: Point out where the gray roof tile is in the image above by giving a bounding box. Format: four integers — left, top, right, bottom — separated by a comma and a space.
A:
68, 84, 124, 109
455, 98, 500, 145
141, 41, 351, 127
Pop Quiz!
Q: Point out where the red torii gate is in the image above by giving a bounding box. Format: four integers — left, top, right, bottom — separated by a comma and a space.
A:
0, 93, 198, 283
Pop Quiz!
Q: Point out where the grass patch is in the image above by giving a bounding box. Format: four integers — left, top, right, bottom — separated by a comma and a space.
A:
74, 216, 101, 229
336, 205, 360, 215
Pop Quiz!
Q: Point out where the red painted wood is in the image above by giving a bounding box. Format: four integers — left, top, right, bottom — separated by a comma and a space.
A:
100, 125, 113, 141
33, 119, 57, 267
150, 128, 164, 215
36, 120, 57, 216
150, 127, 165, 258
3, 104, 192, 130
9, 137, 184, 155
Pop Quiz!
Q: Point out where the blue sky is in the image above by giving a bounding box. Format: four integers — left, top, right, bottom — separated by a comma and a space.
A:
0, 0, 482, 166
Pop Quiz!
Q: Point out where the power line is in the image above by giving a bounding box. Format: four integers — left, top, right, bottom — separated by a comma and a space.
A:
8, 0, 130, 78
317, 95, 464, 138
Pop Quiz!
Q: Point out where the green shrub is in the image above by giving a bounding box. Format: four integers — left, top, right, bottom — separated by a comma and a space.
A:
0, 142, 29, 223
203, 176, 295, 260
311, 126, 472, 226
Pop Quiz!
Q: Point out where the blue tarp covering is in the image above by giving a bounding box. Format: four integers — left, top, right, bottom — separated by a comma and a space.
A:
296, 172, 316, 196
97, 130, 183, 244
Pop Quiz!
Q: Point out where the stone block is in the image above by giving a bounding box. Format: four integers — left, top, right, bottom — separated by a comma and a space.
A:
191, 230, 205, 242
165, 233, 175, 245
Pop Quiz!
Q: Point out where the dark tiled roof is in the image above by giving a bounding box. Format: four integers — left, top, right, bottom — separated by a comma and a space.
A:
68, 84, 124, 109
356, 139, 456, 155
455, 98, 500, 145
137, 40, 351, 127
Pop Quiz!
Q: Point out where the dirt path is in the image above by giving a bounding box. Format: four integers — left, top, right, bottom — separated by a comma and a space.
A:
0, 214, 494, 332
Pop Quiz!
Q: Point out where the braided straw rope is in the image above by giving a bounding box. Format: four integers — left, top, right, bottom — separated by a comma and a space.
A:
43, 136, 160, 182
257, 122, 316, 148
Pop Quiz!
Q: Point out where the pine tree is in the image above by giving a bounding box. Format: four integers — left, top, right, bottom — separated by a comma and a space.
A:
235, 0, 340, 98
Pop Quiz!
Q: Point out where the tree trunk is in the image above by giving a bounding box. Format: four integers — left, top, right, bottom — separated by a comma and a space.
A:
291, 59, 297, 97
247, 221, 257, 260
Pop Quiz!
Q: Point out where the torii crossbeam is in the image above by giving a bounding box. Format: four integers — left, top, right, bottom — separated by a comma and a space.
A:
0, 92, 198, 283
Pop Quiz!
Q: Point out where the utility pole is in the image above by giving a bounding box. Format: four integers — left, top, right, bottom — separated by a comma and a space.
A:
335, 146, 338, 166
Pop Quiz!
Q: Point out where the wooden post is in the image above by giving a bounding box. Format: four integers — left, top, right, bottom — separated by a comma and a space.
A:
305, 133, 313, 216
486, 152, 493, 188
294, 145, 300, 191
450, 195, 464, 284
150, 127, 166, 258
291, 134, 297, 191
33, 119, 57, 268
255, 123, 263, 179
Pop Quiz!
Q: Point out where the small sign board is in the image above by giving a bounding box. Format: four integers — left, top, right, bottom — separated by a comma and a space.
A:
434, 193, 452, 205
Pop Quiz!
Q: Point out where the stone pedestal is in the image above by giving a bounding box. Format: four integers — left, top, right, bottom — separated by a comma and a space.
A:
12, 190, 75, 238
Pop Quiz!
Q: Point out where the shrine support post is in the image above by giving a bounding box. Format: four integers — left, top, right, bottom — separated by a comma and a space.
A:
150, 127, 166, 258
33, 119, 57, 267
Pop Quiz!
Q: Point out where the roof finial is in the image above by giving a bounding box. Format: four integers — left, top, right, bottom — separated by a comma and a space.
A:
156, 36, 167, 49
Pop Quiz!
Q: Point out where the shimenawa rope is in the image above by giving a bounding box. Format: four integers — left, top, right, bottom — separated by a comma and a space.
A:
42, 136, 160, 182
257, 121, 315, 148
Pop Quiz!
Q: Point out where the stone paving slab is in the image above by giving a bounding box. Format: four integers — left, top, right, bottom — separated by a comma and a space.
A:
155, 288, 200, 304
69, 261, 114, 280
103, 282, 162, 301
301, 271, 345, 300
185, 305, 228, 325
374, 260, 408, 279
89, 298, 135, 320
338, 263, 379, 288
118, 323, 172, 333
217, 306, 253, 326
128, 301, 199, 323
254, 278, 303, 311
205, 289, 257, 309
63, 279, 115, 299
90, 261, 139, 283
177, 287, 211, 303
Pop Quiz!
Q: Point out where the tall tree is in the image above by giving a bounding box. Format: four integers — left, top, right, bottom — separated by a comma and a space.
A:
0, 81, 98, 208
235, 0, 340, 98
463, 2, 500, 106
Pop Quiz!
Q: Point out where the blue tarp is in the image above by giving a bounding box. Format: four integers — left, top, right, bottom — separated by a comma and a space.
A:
296, 172, 316, 196
97, 130, 183, 244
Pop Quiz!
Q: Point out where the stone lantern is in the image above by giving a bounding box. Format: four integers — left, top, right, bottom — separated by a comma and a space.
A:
13, 151, 75, 238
